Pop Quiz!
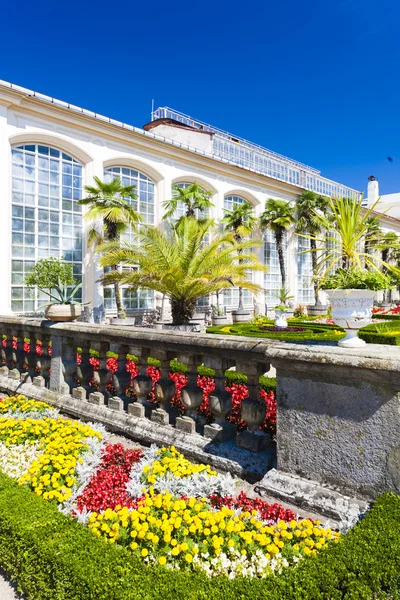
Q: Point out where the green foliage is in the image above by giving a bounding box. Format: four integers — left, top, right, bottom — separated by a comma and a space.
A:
25, 258, 81, 305
373, 313, 400, 321
147, 357, 161, 368
321, 268, 390, 291
197, 365, 216, 378
76, 347, 82, 354
89, 349, 99, 358
169, 360, 188, 374
358, 320, 400, 345
0, 472, 399, 599
163, 183, 214, 222
126, 353, 138, 362
99, 218, 265, 325
224, 370, 248, 385
106, 351, 119, 359
208, 320, 346, 343
259, 376, 277, 393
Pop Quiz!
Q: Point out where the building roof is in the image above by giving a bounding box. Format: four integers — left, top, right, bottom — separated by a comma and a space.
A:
0, 79, 360, 200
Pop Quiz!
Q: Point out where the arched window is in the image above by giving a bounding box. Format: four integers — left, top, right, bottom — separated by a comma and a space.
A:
224, 194, 247, 212
102, 166, 155, 312
104, 166, 155, 228
297, 236, 313, 304
11, 144, 83, 313
171, 182, 210, 221
264, 230, 287, 307
223, 195, 253, 308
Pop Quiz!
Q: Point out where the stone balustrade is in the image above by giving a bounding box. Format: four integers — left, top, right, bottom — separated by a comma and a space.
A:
0, 316, 273, 454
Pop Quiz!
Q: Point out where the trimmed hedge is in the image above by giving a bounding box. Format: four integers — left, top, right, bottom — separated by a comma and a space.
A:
358, 320, 400, 345
0, 472, 400, 599
207, 320, 345, 343
373, 313, 400, 321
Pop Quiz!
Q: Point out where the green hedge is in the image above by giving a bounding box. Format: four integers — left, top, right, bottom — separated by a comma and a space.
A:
358, 320, 400, 345
373, 313, 400, 321
0, 472, 400, 599
207, 320, 345, 343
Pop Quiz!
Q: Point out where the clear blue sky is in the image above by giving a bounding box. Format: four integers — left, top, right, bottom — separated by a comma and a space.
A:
2, 0, 400, 196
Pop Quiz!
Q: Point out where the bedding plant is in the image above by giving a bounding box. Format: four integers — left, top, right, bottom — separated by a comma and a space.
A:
0, 394, 343, 581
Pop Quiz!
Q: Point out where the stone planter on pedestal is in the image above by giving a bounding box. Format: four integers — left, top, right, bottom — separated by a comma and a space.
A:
44, 304, 82, 322
211, 315, 230, 326
274, 309, 288, 328
237, 398, 270, 452
204, 391, 235, 442
327, 289, 375, 348
131, 372, 153, 418
109, 317, 137, 326
307, 304, 328, 316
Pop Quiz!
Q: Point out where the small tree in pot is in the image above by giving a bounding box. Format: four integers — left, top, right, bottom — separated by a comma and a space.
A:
25, 258, 85, 322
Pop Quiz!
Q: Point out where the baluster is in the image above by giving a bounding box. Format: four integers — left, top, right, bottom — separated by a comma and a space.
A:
1, 334, 7, 366
130, 347, 153, 418
49, 335, 69, 394
76, 340, 91, 389
152, 350, 176, 425
62, 337, 79, 393
237, 360, 271, 452
177, 354, 203, 435
204, 358, 235, 441
40, 334, 52, 384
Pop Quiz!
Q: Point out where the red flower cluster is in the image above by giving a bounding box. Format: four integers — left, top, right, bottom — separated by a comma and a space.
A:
373, 305, 400, 315
169, 371, 187, 411
89, 357, 100, 370
76, 443, 143, 513
47, 344, 52, 357
1, 338, 7, 349
106, 356, 119, 374
76, 352, 82, 366
12, 337, 17, 351
209, 491, 297, 523
35, 340, 43, 356
23, 341, 30, 353
197, 375, 215, 415
126, 358, 139, 380
261, 389, 277, 431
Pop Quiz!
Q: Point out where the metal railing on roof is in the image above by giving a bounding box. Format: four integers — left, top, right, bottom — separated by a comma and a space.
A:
152, 107, 361, 201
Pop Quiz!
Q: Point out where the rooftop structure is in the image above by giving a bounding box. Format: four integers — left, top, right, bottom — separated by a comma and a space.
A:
152, 107, 361, 201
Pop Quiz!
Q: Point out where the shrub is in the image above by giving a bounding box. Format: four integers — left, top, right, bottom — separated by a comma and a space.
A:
358, 320, 400, 345
0, 474, 399, 599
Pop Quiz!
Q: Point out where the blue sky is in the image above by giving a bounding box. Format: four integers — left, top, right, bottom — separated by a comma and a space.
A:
1, 0, 400, 196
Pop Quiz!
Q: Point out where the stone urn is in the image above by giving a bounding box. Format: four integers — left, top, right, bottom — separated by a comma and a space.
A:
231, 310, 251, 323
44, 304, 81, 322
274, 309, 288, 328
241, 398, 266, 433
327, 289, 376, 348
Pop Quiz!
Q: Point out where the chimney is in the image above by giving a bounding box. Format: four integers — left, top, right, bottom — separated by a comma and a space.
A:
367, 176, 379, 204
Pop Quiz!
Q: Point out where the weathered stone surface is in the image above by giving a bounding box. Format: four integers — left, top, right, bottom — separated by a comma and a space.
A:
108, 396, 124, 411
151, 408, 169, 425
8, 369, 20, 380
88, 391, 104, 406
237, 430, 271, 453
32, 376, 45, 388
128, 402, 145, 418
72, 386, 87, 401
267, 342, 400, 499
255, 469, 369, 526
0, 366, 9, 377
176, 416, 196, 434
204, 422, 236, 442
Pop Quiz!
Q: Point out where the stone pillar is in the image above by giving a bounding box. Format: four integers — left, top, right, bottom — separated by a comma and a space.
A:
261, 342, 400, 501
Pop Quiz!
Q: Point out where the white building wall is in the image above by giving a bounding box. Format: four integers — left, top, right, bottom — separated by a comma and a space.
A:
3, 85, 394, 318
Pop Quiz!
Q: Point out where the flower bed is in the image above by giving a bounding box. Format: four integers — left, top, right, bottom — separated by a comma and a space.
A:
0, 395, 341, 581
207, 320, 345, 342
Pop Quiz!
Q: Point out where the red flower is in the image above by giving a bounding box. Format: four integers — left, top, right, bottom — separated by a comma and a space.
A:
76, 443, 142, 512
89, 357, 100, 370
209, 491, 296, 524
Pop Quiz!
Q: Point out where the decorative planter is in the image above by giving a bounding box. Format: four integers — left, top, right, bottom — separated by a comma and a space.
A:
274, 310, 288, 328
109, 317, 136, 326
231, 310, 251, 323
211, 315, 230, 326
326, 289, 376, 348
307, 304, 328, 316
44, 304, 81, 322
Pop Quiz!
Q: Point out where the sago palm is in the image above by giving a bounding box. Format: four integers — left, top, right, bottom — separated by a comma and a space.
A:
260, 199, 296, 289
162, 183, 214, 222
295, 191, 330, 305
79, 176, 142, 319
99, 218, 266, 325
222, 201, 258, 311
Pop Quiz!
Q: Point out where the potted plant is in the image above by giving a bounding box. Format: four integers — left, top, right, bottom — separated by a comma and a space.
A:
211, 295, 229, 326
320, 269, 389, 347
274, 287, 294, 328
302, 196, 400, 348
25, 258, 86, 322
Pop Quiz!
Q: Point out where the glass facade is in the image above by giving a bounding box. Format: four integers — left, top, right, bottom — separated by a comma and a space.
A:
264, 229, 287, 307
11, 144, 83, 313
103, 166, 156, 311
224, 194, 246, 212
296, 236, 314, 304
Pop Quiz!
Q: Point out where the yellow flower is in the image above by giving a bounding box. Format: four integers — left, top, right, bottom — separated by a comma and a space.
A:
141, 548, 149, 557
158, 556, 167, 565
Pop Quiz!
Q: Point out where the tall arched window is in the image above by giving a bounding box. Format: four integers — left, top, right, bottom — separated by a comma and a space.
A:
224, 194, 246, 212
11, 144, 83, 313
103, 166, 156, 312
264, 230, 287, 307
223, 195, 253, 308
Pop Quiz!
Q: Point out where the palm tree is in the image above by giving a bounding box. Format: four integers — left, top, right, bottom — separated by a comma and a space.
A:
364, 216, 382, 268
295, 191, 329, 305
162, 183, 214, 222
260, 199, 296, 290
222, 201, 258, 311
99, 218, 265, 325
79, 176, 142, 319
378, 231, 399, 303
